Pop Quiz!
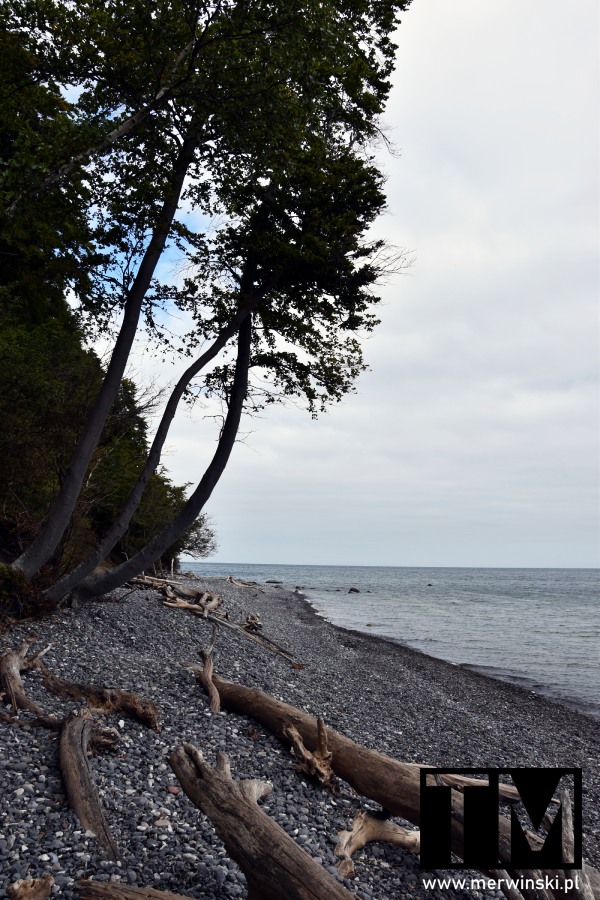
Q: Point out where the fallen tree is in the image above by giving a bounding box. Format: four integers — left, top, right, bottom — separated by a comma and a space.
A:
169, 743, 354, 900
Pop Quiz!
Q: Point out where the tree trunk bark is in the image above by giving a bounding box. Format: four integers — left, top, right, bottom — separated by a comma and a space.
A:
44, 304, 254, 603
74, 315, 252, 600
169, 744, 354, 900
13, 134, 197, 580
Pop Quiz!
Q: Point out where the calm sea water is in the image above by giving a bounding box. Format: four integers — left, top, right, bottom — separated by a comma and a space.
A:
183, 562, 600, 719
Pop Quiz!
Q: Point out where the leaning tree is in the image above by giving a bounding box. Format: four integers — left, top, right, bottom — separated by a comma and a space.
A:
1, 0, 412, 602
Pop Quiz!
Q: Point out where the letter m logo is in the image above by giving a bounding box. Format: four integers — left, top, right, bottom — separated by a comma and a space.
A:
507, 768, 582, 868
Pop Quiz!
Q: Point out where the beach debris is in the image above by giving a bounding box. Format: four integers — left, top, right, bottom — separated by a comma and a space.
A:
0, 636, 167, 864
169, 744, 354, 900
7, 877, 54, 900
0, 633, 53, 715
205, 675, 600, 900
335, 810, 420, 877
140, 575, 305, 668
189, 624, 220, 712
75, 881, 196, 898
35, 661, 160, 731
60, 708, 120, 859
131, 574, 224, 618
283, 716, 338, 790
226, 574, 265, 592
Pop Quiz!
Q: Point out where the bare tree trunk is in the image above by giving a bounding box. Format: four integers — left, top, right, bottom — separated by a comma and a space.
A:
13, 134, 197, 580
73, 315, 252, 601
170, 744, 354, 900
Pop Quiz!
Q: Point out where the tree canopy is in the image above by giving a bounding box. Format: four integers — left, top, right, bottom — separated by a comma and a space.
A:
1, 0, 412, 610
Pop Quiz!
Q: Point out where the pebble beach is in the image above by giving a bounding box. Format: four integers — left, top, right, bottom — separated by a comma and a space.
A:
1, 576, 599, 899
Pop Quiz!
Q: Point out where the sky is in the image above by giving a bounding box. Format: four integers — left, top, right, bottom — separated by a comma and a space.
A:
129, 0, 599, 569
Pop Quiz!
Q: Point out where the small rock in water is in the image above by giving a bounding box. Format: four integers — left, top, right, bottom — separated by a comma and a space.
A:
348, 587, 360, 594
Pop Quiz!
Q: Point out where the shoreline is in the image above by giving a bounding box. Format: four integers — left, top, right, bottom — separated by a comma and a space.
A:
287, 583, 600, 728
186, 562, 600, 723
1, 577, 599, 898
303, 597, 600, 722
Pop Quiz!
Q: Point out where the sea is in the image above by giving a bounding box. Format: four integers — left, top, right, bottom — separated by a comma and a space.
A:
183, 562, 600, 720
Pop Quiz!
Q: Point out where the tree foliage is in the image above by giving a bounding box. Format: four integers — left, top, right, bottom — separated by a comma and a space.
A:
1, 0, 412, 606
0, 295, 216, 601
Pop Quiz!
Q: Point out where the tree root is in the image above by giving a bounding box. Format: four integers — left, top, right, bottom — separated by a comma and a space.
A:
169, 744, 353, 900
0, 633, 53, 715
283, 716, 337, 790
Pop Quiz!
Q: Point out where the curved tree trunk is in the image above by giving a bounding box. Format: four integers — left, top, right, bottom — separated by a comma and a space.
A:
74, 315, 252, 600
13, 135, 198, 580
44, 303, 254, 603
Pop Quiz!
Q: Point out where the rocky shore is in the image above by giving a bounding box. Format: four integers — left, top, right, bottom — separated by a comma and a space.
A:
1, 576, 598, 899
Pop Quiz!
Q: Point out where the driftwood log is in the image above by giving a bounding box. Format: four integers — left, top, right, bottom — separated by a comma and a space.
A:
335, 810, 420, 877
170, 744, 353, 900
60, 710, 119, 859
208, 676, 600, 900
75, 883, 196, 899
136, 573, 303, 667
190, 624, 220, 712
35, 662, 160, 731
7, 878, 54, 900
131, 575, 223, 616
0, 634, 52, 715
226, 574, 265, 592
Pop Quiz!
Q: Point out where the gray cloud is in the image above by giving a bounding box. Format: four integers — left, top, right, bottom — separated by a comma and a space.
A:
137, 0, 598, 567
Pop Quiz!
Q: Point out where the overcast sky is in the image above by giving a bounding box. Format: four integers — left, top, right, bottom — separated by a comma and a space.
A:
133, 0, 599, 569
